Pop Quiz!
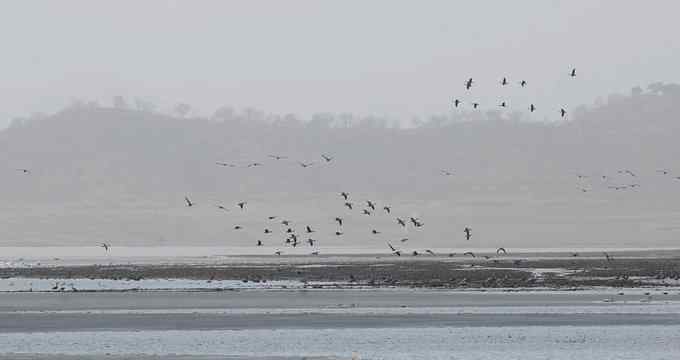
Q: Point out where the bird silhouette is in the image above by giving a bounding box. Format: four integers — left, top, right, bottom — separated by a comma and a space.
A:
268, 155, 287, 160
335, 217, 343, 226
400, 238, 409, 242
453, 99, 462, 107
529, 104, 536, 112
425, 249, 436, 255
268, 216, 277, 220
501, 77, 508, 86
281, 220, 291, 226
100, 243, 111, 252
362, 209, 372, 215
341, 192, 350, 200
247, 162, 263, 168
464, 227, 472, 240
335, 231, 343, 236
257, 240, 263, 246
275, 250, 282, 256
366, 201, 376, 210
570, 68, 576, 77
321, 154, 333, 162
16, 168, 30, 174
184, 196, 194, 207
387, 242, 401, 256
217, 205, 229, 211
472, 102, 480, 109
344, 202, 353, 210
237, 202, 247, 210
216, 162, 236, 167
264, 229, 272, 234
396, 218, 406, 227
465, 78, 473, 90
520, 80, 527, 87
500, 101, 507, 108
560, 108, 567, 117
383, 206, 391, 214
307, 238, 316, 246
412, 250, 420, 256
306, 226, 314, 233
234, 225, 242, 230
371, 229, 380, 234
496, 247, 507, 255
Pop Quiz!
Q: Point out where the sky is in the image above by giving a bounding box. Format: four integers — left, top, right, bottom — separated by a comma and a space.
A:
1, 1, 679, 127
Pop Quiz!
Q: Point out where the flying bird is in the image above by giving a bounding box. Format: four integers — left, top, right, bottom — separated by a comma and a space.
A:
184, 196, 194, 207
100, 243, 111, 252
520, 80, 527, 87
268, 216, 277, 220
234, 225, 242, 230
472, 102, 480, 109
441, 170, 454, 176
400, 238, 409, 242
371, 229, 380, 234
529, 104, 536, 112
268, 155, 287, 160
560, 108, 567, 117
335, 217, 343, 226
465, 78, 473, 90
298, 162, 314, 168
306, 226, 314, 234
321, 154, 333, 162
16, 168, 30, 174
570, 68, 576, 77
464, 227, 472, 240
362, 209, 372, 216
396, 218, 406, 227
387, 242, 401, 256
257, 240, 263, 246
500, 101, 507, 108
366, 201, 376, 210
501, 77, 508, 86
383, 206, 391, 214
216, 162, 236, 167
425, 249, 436, 256
264, 229, 272, 234
216, 205, 229, 211
247, 162, 263, 168
453, 99, 462, 107
344, 202, 353, 210
341, 192, 349, 200
237, 202, 247, 210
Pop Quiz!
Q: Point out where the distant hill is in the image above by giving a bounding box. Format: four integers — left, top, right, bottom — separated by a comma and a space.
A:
1, 84, 679, 248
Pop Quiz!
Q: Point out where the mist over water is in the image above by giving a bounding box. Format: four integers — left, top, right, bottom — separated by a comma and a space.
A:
1, 84, 679, 250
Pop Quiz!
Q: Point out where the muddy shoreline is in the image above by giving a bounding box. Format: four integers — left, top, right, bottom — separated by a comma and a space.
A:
2, 256, 679, 289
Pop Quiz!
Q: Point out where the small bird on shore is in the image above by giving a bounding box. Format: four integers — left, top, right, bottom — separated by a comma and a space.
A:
560, 108, 567, 118
264, 229, 272, 234
298, 162, 314, 168
308, 238, 316, 246
520, 80, 527, 87
275, 250, 282, 256
335, 231, 343, 236
500, 101, 507, 108
234, 225, 242, 230
496, 247, 507, 255
371, 229, 380, 234
501, 77, 508, 86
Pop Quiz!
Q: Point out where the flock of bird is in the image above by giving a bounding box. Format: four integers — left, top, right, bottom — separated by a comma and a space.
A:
453, 68, 577, 117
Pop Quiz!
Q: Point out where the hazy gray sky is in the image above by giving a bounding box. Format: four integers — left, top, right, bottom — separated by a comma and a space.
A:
1, 1, 679, 126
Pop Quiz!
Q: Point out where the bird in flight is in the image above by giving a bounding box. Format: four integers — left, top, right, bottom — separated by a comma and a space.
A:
465, 78, 473, 90
234, 225, 242, 230
362, 209, 372, 216
453, 99, 462, 107
257, 240, 263, 246
16, 168, 30, 174
264, 229, 272, 234
500, 101, 507, 108
529, 104, 536, 112
560, 108, 567, 117
306, 226, 314, 234
472, 102, 480, 109
366, 201, 376, 210
464, 227, 472, 240
281, 220, 291, 226
216, 162, 236, 167
441, 170, 454, 176
335, 217, 343, 226
321, 154, 333, 162
185, 196, 194, 207
268, 216, 277, 220
387, 242, 401, 256
344, 202, 353, 210
340, 192, 350, 200
520, 80, 527, 87
400, 238, 409, 243
618, 169, 636, 177
216, 205, 229, 211
570, 68, 576, 77
383, 206, 391, 214
501, 77, 508, 86
298, 162, 314, 168
237, 202, 247, 210
396, 218, 406, 227
335, 231, 343, 236
268, 155, 287, 160
496, 247, 507, 255
100, 243, 111, 252
307, 238, 316, 246
371, 229, 381, 234
247, 162, 263, 168
657, 169, 670, 175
